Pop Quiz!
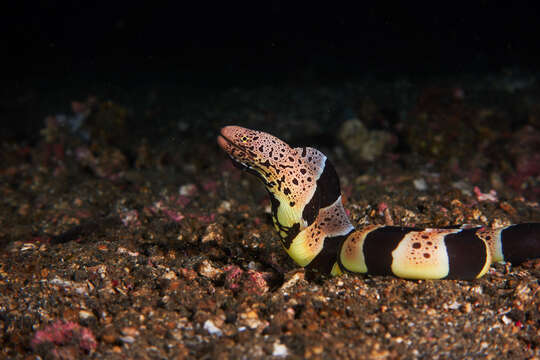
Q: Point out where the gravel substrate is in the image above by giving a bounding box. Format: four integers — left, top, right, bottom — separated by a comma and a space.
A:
1, 73, 540, 359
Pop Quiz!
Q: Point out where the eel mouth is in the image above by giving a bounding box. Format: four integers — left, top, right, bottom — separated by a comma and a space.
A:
217, 127, 270, 183
216, 131, 231, 153
217, 127, 240, 152
217, 128, 250, 170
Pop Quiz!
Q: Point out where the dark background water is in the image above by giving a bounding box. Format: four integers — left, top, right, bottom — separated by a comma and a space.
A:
3, 2, 540, 140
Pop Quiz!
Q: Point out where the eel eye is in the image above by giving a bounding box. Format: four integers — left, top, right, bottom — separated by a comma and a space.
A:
241, 136, 249, 143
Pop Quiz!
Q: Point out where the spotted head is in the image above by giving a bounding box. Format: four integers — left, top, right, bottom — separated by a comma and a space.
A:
218, 126, 330, 237
218, 126, 294, 185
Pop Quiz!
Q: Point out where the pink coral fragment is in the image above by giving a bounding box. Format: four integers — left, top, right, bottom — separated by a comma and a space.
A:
196, 213, 216, 224
473, 186, 498, 202
223, 265, 244, 291
377, 202, 388, 215
176, 195, 192, 207
120, 209, 140, 227
223, 266, 269, 295
162, 208, 185, 222
31, 320, 97, 353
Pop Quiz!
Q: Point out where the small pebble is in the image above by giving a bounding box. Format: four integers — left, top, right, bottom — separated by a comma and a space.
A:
203, 320, 222, 336
413, 178, 428, 191
272, 341, 289, 357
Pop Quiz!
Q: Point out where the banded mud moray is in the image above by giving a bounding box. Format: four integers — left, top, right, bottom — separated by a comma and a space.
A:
218, 125, 540, 280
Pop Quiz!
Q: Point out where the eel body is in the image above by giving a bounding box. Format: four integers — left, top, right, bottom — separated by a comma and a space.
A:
217, 125, 540, 279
